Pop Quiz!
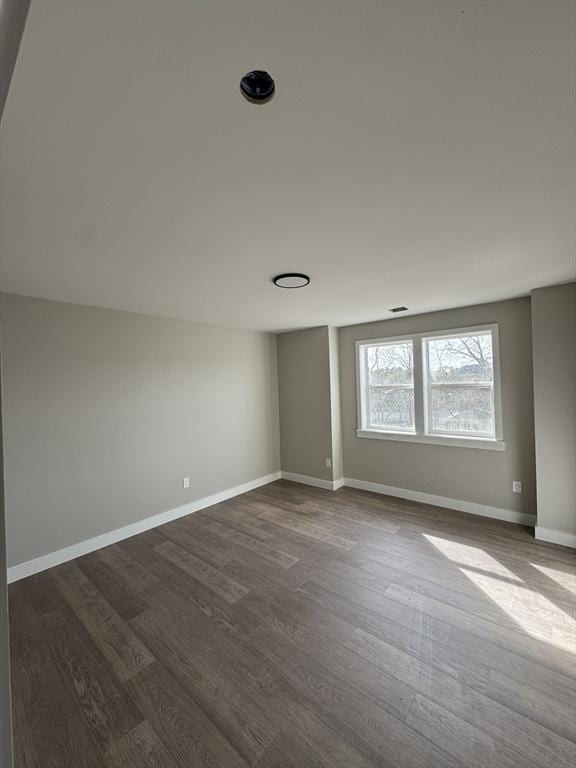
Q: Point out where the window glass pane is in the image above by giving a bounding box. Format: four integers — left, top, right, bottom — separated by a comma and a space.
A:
429, 385, 494, 435
368, 387, 415, 431
367, 342, 413, 385
427, 333, 493, 384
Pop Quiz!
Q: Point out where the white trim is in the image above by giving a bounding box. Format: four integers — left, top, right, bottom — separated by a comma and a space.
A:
535, 527, 576, 549
342, 477, 535, 526
356, 429, 506, 451
7, 471, 281, 583
280, 471, 343, 491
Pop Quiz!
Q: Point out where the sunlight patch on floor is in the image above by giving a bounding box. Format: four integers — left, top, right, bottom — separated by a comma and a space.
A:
460, 567, 576, 654
423, 534, 522, 581
531, 562, 576, 596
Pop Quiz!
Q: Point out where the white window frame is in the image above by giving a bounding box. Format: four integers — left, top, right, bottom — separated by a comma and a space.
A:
356, 323, 505, 451
357, 338, 416, 434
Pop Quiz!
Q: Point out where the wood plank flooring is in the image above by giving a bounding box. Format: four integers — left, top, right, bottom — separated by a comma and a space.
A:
8, 480, 576, 768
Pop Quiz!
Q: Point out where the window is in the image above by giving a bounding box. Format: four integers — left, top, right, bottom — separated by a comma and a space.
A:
356, 324, 503, 450
424, 331, 495, 438
358, 340, 415, 432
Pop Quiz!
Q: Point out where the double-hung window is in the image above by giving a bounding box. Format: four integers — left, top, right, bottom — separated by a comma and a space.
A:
356, 324, 504, 449
357, 340, 415, 433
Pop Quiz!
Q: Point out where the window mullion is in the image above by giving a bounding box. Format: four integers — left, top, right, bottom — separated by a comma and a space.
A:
413, 335, 425, 435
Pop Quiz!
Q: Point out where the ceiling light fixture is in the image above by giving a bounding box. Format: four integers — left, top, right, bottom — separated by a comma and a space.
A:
240, 70, 275, 103
273, 273, 310, 289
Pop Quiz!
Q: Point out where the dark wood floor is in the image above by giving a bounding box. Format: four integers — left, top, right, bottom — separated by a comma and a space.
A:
8, 480, 576, 768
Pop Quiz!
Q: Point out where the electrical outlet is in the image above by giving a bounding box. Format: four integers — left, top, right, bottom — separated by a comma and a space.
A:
183, 477, 190, 489
512, 480, 522, 494
325, 457, 332, 468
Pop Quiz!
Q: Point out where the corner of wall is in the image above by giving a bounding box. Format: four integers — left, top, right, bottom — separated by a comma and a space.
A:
531, 283, 576, 544
276, 325, 344, 485
269, 332, 282, 473
328, 326, 344, 483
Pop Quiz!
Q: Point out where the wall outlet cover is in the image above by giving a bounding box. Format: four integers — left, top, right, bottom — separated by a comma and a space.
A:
512, 480, 522, 493
183, 477, 190, 489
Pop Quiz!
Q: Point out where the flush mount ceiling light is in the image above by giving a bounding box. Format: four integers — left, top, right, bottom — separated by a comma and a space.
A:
273, 273, 310, 289
240, 70, 275, 103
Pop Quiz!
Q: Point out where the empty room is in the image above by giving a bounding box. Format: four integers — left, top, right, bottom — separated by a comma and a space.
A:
1, 1, 575, 767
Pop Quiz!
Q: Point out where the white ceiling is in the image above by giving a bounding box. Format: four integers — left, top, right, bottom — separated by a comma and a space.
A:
1, 0, 574, 332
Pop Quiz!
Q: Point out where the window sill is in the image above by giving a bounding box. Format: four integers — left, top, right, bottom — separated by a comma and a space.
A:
356, 429, 506, 451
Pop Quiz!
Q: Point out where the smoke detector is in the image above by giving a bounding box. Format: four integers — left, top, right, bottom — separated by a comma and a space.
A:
240, 71, 275, 103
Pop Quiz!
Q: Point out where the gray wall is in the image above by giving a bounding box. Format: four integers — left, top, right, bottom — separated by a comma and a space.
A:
338, 298, 536, 514
0, 371, 12, 767
1, 3, 31, 765
532, 283, 576, 538
1, 294, 280, 568
277, 326, 344, 484
277, 327, 334, 481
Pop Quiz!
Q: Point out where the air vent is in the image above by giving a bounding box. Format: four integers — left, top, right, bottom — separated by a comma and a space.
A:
390, 306, 408, 313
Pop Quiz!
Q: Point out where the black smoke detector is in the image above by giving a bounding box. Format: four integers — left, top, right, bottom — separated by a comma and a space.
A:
240, 71, 275, 103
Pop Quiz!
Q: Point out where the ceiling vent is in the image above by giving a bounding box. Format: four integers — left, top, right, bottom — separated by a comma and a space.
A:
390, 306, 408, 313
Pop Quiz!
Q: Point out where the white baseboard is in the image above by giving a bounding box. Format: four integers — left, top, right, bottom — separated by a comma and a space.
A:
7, 471, 281, 583
535, 527, 576, 549
9, 467, 544, 584
281, 473, 535, 527
342, 477, 536, 526
280, 471, 343, 492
